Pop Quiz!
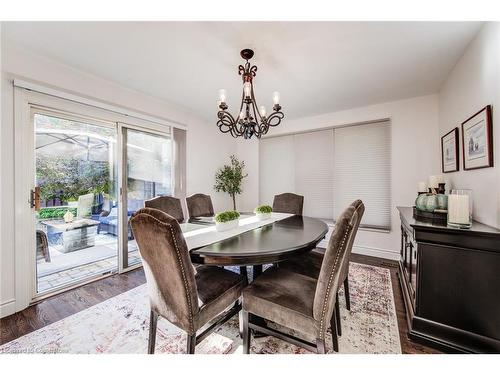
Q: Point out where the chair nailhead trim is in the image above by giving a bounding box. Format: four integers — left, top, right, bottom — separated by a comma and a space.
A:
318, 223, 352, 339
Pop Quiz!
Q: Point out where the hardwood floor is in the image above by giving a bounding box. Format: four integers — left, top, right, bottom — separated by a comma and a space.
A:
0, 253, 440, 353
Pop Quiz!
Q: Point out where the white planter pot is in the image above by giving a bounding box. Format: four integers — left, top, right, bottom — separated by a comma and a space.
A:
215, 219, 239, 232
256, 212, 272, 221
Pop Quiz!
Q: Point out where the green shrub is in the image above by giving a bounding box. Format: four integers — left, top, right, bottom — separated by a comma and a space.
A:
254, 205, 272, 214
38, 207, 77, 219
215, 210, 240, 223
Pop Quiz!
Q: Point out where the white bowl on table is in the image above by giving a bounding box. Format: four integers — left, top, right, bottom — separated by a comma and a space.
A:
256, 212, 272, 221
215, 219, 239, 232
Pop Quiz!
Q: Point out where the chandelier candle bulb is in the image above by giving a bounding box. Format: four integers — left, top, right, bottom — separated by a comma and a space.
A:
243, 82, 251, 98
218, 89, 227, 103
259, 106, 266, 117
273, 91, 280, 105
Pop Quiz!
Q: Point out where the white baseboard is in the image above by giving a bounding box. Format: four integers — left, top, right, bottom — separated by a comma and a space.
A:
317, 242, 399, 261
352, 245, 400, 261
0, 299, 16, 318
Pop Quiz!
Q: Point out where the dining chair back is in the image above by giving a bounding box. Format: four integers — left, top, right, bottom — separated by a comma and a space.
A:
186, 193, 214, 220
272, 193, 304, 215
313, 201, 365, 341
338, 199, 365, 297
145, 196, 184, 223
131, 208, 198, 334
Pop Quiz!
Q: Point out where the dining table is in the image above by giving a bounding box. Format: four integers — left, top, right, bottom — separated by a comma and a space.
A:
182, 213, 329, 280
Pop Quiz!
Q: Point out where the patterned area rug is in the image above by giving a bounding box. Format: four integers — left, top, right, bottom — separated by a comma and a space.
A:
0, 262, 401, 354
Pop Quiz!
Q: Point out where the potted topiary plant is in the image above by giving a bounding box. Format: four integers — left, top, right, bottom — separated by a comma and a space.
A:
254, 205, 272, 220
214, 155, 248, 211
214, 210, 241, 232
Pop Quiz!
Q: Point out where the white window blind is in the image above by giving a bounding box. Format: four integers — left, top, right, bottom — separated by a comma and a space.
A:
294, 130, 334, 219
259, 135, 295, 207
333, 121, 391, 229
259, 120, 391, 229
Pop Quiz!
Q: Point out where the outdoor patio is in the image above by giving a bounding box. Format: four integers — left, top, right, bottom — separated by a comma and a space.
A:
37, 232, 140, 292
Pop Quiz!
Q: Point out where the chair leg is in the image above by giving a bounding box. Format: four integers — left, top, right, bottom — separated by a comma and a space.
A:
148, 310, 158, 354
335, 292, 342, 337
344, 277, 351, 311
238, 303, 244, 338
241, 310, 250, 354
316, 338, 326, 354
186, 333, 196, 354
330, 307, 339, 353
239, 266, 248, 281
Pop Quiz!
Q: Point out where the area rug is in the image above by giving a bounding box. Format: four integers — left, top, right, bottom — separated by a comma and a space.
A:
0, 262, 401, 354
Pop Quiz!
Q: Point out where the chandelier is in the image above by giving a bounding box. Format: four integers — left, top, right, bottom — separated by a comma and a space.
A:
217, 49, 284, 139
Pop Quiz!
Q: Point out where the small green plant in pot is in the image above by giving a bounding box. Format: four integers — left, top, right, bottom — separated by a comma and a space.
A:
214, 210, 241, 232
254, 205, 273, 220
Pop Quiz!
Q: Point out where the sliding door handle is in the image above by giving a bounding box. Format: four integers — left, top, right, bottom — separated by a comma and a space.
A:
30, 186, 41, 211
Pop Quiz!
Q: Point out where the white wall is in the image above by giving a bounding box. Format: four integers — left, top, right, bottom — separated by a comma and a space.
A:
235, 139, 259, 212
439, 22, 500, 228
241, 94, 441, 259
0, 44, 235, 317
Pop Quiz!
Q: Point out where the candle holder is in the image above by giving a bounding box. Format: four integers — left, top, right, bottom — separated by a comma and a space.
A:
447, 189, 473, 229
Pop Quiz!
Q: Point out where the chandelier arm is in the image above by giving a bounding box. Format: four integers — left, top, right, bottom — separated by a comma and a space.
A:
249, 99, 265, 137
217, 111, 241, 137
265, 111, 285, 127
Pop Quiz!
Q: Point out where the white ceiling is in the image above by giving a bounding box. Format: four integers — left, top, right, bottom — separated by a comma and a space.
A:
3, 22, 482, 120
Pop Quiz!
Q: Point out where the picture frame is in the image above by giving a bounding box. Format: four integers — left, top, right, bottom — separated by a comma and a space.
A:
461, 105, 493, 171
441, 127, 459, 173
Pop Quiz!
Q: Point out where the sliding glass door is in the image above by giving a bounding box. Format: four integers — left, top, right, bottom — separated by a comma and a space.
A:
32, 108, 174, 295
34, 110, 119, 293
120, 126, 172, 269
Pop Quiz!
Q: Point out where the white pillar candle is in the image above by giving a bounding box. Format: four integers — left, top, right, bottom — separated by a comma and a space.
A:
418, 181, 428, 192
448, 194, 470, 224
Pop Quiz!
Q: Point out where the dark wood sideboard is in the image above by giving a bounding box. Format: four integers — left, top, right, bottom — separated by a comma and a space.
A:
397, 206, 500, 353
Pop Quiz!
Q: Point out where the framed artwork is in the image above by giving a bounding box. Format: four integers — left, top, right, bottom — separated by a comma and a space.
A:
441, 127, 459, 173
461, 105, 493, 170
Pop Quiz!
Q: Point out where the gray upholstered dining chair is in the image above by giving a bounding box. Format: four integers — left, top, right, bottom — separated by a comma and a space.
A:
272, 193, 304, 215
186, 193, 215, 221
279, 200, 365, 341
129, 208, 247, 354
240, 201, 364, 354
145, 196, 185, 223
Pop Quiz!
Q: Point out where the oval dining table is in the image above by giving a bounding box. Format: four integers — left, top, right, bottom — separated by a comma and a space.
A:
189, 214, 328, 279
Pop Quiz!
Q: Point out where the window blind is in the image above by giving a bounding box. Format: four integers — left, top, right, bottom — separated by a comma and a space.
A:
333, 121, 391, 229
259, 134, 295, 207
259, 120, 391, 229
294, 130, 334, 219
